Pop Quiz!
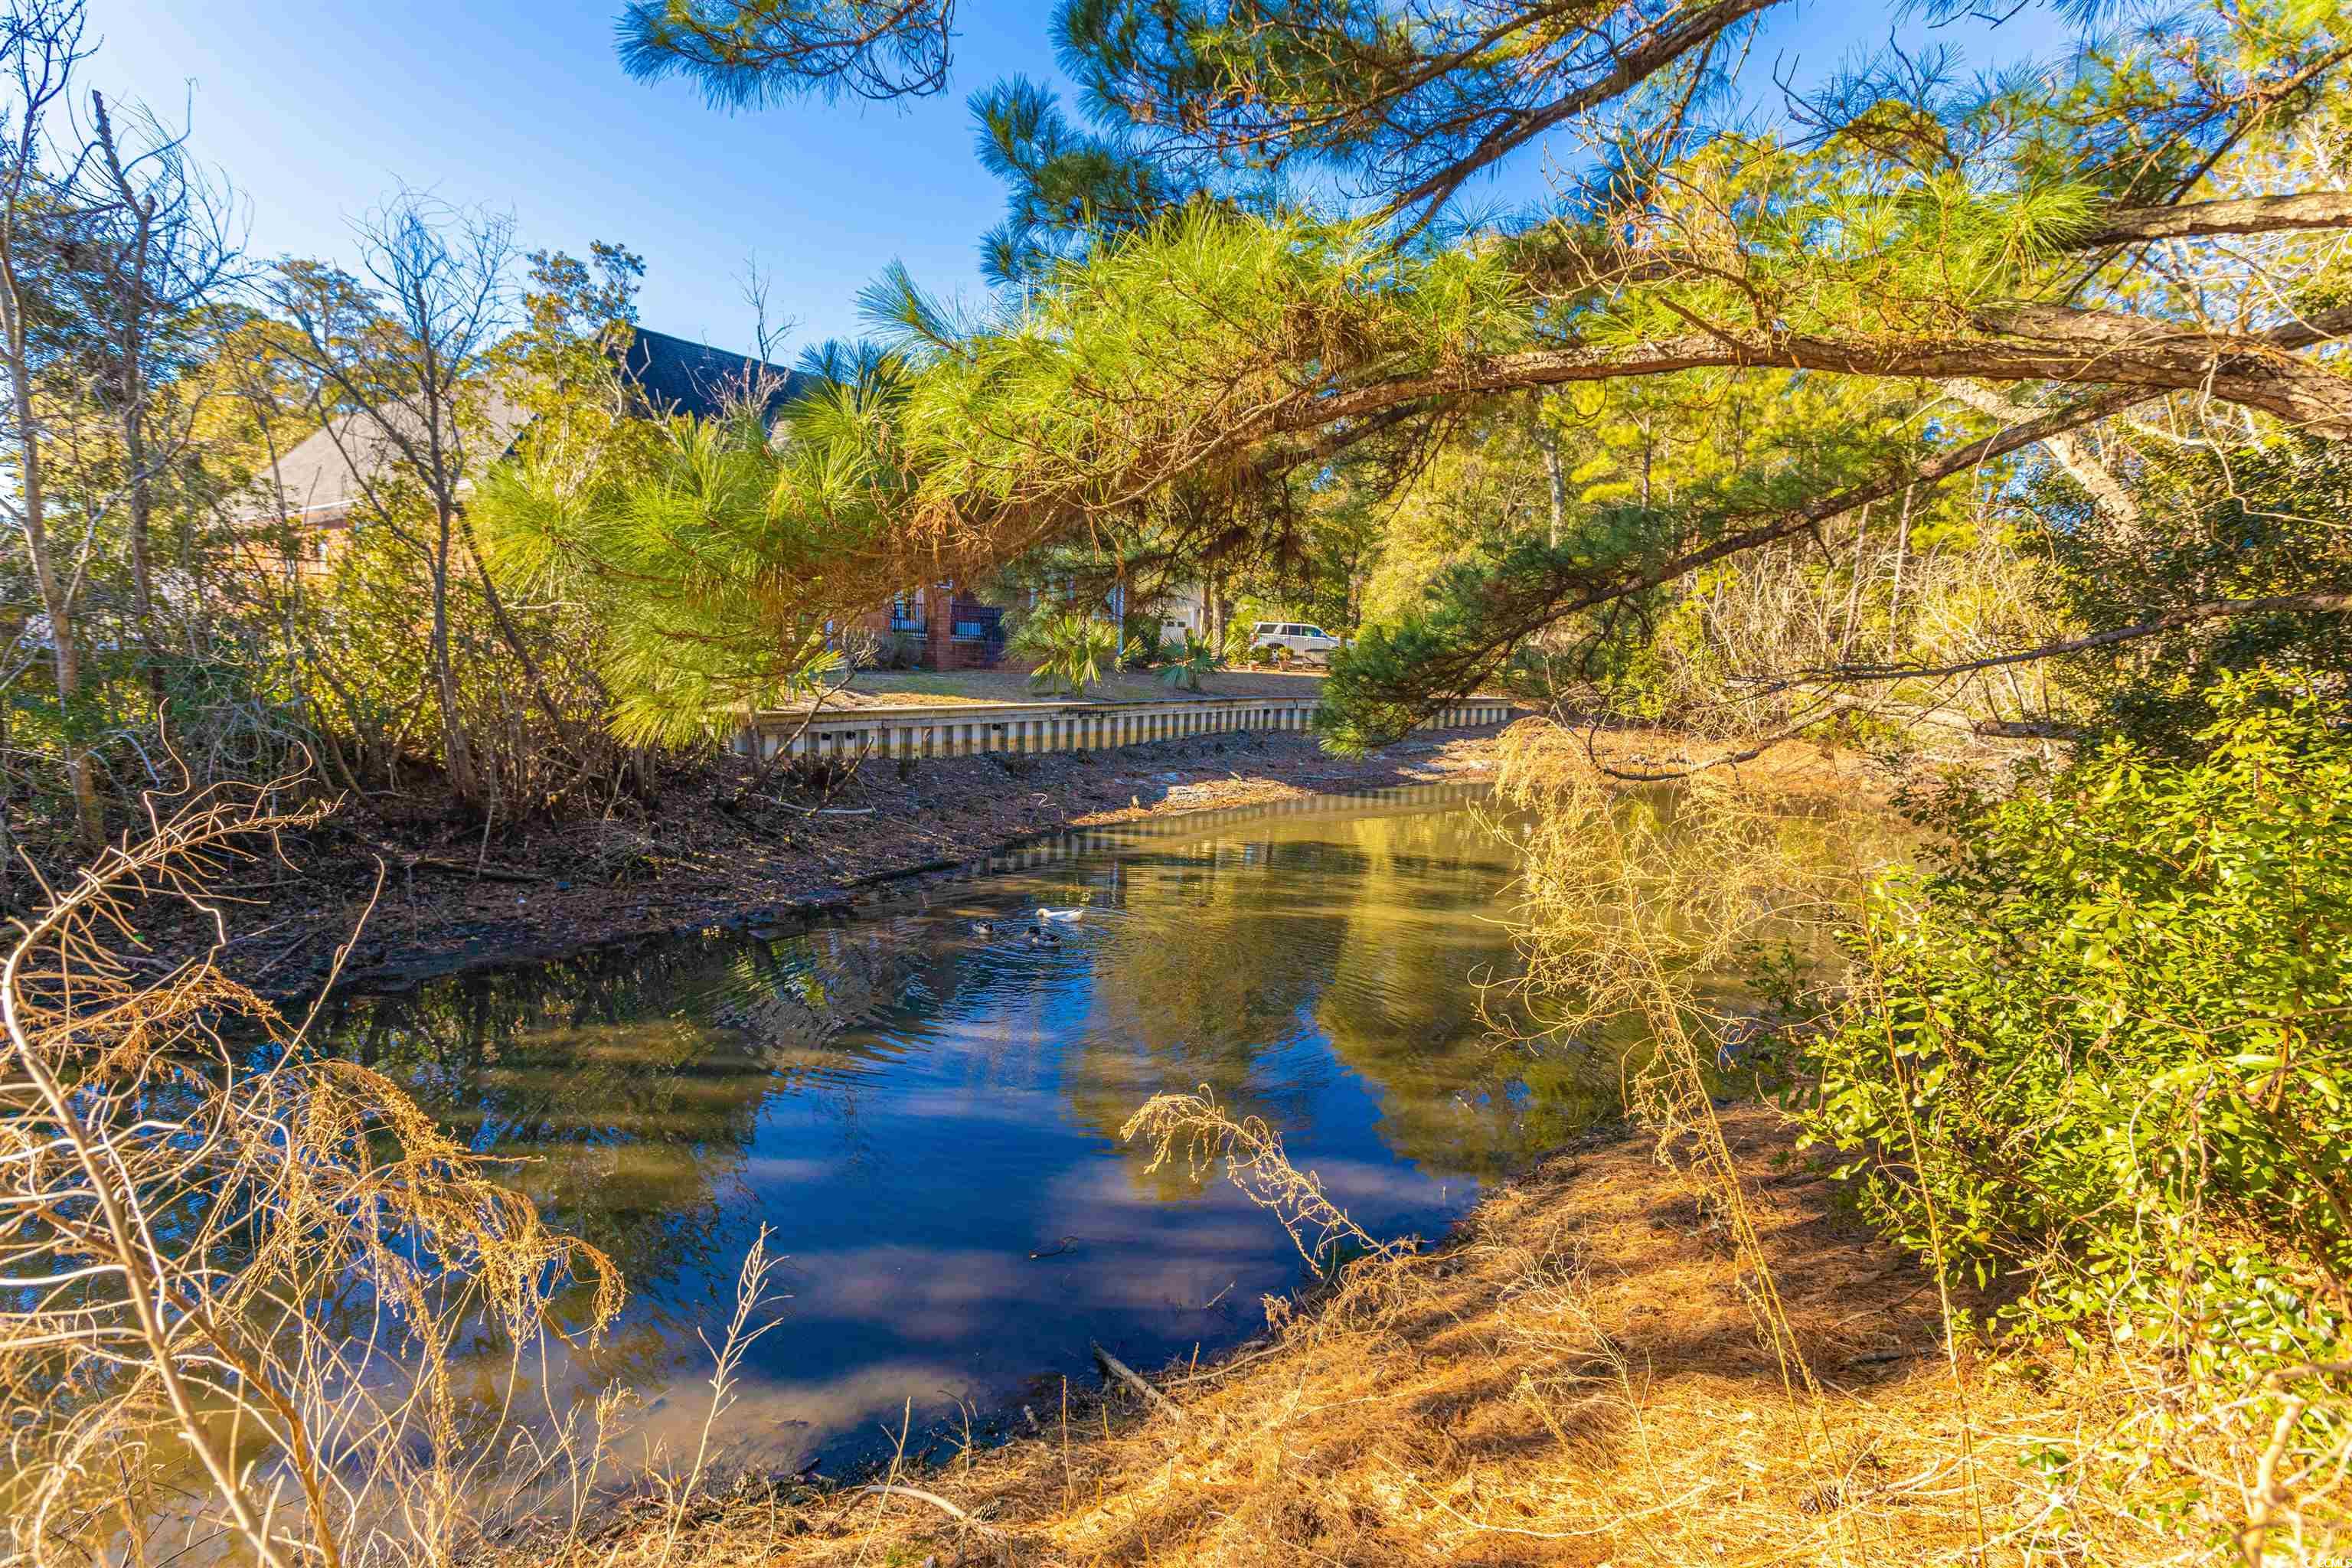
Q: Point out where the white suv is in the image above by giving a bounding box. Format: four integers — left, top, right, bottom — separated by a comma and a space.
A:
1250, 620, 1342, 665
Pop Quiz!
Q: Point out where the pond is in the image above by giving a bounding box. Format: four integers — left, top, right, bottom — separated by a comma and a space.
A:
316, 783, 1625, 1475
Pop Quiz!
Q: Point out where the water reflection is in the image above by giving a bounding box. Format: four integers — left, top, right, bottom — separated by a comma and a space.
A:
313, 785, 1610, 1470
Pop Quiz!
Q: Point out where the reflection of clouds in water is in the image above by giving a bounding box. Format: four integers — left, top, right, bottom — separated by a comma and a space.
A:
1034, 1138, 1468, 1263
1040, 1160, 1314, 1246
785, 1246, 1031, 1340
1027, 1162, 1329, 1312
883, 1085, 1066, 1124
628, 1358, 985, 1472
739, 1155, 831, 1185
789, 1232, 1282, 1340
1292, 1156, 1475, 1225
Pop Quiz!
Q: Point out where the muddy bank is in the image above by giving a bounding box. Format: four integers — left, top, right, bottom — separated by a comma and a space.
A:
135, 714, 1906, 1000
172, 724, 1524, 998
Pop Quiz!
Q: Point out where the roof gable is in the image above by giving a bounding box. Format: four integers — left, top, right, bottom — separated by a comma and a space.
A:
247, 329, 806, 523
613, 327, 812, 423
257, 391, 532, 521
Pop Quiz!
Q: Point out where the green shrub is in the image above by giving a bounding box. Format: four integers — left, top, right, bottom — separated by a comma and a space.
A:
2043, 438, 2352, 757
1018, 611, 1125, 695
1802, 670, 2352, 1390
1158, 631, 1224, 692
1122, 615, 1167, 669
1222, 614, 1263, 666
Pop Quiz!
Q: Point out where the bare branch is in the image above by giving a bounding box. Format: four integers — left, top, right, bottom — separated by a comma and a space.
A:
1786, 593, 2352, 686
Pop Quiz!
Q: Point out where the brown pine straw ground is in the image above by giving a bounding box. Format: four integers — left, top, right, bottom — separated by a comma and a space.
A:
540, 1106, 2167, 1568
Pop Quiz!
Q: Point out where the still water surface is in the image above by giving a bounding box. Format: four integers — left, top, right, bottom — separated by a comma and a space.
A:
318, 785, 1615, 1471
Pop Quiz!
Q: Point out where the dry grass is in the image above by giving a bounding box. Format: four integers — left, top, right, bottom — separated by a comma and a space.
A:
1121, 1091, 1399, 1272
541, 1106, 2185, 1568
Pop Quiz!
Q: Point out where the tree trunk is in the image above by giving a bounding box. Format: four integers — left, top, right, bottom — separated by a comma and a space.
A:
411, 312, 477, 808
121, 374, 160, 693
430, 500, 475, 802
0, 249, 100, 849
1531, 391, 1566, 547
96, 94, 161, 690
1885, 486, 1914, 661
0, 698, 13, 909
1538, 432, 1563, 547
456, 511, 591, 763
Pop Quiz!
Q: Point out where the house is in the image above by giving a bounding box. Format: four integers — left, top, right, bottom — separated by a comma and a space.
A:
250, 326, 1003, 670
849, 583, 1008, 671
255, 327, 812, 574
1153, 581, 1210, 640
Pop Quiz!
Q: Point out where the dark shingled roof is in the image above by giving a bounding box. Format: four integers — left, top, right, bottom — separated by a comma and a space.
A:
612, 326, 813, 422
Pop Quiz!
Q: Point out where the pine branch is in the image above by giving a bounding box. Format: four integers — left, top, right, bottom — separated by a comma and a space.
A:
1318, 383, 2161, 750
2069, 190, 2352, 250
1304, 306, 2352, 439
1380, 0, 1785, 231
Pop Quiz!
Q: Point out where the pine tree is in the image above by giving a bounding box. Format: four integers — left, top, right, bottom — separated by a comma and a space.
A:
593, 0, 2352, 747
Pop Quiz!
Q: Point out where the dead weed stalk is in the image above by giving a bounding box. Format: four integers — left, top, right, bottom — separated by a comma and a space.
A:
1120, 1090, 1399, 1274
1488, 718, 1942, 1554
0, 782, 622, 1567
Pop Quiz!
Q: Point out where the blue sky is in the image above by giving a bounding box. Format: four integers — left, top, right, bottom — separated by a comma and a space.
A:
88, 2, 2073, 357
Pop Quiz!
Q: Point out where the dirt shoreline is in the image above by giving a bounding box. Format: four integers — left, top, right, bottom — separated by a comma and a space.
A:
155, 717, 1897, 1001
178, 724, 1506, 998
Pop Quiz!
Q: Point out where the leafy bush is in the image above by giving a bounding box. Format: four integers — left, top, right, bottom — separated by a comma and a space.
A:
1122, 615, 1167, 669
1159, 630, 1224, 692
1018, 610, 1125, 695
1802, 671, 2352, 1391
1223, 614, 1263, 666
2042, 438, 2352, 756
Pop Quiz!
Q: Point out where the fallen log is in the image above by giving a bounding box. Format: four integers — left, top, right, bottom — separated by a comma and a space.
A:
856, 1484, 999, 1537
1091, 1339, 1184, 1421
358, 841, 547, 884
